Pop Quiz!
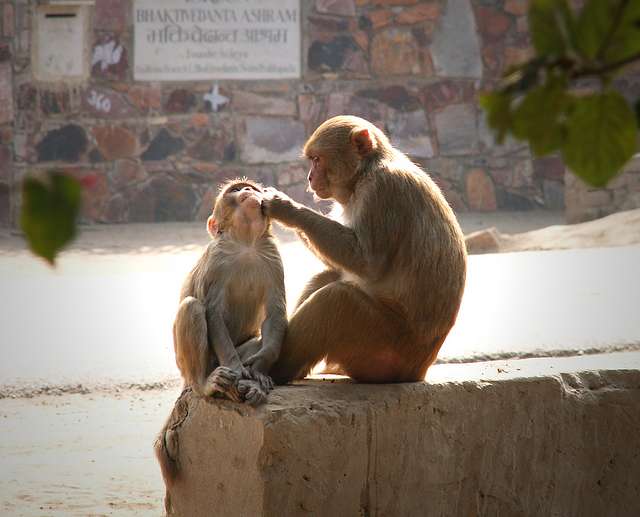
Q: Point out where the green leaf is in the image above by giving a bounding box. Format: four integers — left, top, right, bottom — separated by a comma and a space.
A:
575, 0, 614, 59
512, 76, 569, 156
479, 92, 514, 144
605, 1, 640, 63
529, 0, 574, 57
563, 91, 637, 187
20, 172, 81, 265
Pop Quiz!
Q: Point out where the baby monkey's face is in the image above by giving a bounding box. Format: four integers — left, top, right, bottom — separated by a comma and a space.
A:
209, 180, 269, 243
226, 182, 263, 215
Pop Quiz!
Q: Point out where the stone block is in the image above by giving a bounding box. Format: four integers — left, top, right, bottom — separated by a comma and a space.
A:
465, 168, 497, 211
141, 128, 184, 162
387, 110, 434, 158
371, 0, 419, 5
109, 159, 148, 189
63, 168, 110, 222
93, 126, 139, 161
307, 35, 359, 73
162, 369, 640, 517
315, 0, 356, 17
40, 89, 71, 116
504, 0, 529, 16
127, 85, 162, 112
94, 0, 128, 32
187, 128, 235, 163
232, 91, 296, 117
357, 85, 422, 112
533, 156, 565, 181
543, 179, 565, 210
0, 144, 10, 182
421, 80, 476, 111
298, 94, 326, 133
0, 183, 9, 225
129, 174, 197, 222
82, 86, 134, 118
434, 103, 477, 155
0, 62, 13, 125
431, 0, 482, 79
475, 5, 512, 41
371, 28, 421, 76
367, 9, 394, 29
3, 3, 15, 38
396, 2, 441, 25
465, 226, 501, 254
36, 125, 88, 163
165, 89, 197, 114
240, 117, 306, 164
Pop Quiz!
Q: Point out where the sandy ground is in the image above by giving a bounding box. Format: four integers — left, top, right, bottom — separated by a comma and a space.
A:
2, 209, 640, 516
0, 210, 566, 257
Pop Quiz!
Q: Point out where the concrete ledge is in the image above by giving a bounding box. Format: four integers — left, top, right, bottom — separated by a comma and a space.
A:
163, 357, 640, 517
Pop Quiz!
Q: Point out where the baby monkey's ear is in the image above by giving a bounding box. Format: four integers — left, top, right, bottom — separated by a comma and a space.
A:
207, 215, 219, 238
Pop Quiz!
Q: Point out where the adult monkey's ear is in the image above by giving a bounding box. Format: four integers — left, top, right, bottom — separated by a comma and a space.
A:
207, 215, 219, 238
350, 127, 376, 157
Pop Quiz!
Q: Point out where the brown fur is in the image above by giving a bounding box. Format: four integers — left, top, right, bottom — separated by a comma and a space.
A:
263, 115, 466, 384
154, 179, 287, 489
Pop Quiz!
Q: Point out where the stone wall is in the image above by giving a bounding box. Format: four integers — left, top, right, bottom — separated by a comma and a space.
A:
1, 0, 639, 226
0, 1, 13, 225
566, 155, 640, 223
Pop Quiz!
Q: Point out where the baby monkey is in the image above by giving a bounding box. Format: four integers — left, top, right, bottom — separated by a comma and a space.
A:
173, 178, 287, 405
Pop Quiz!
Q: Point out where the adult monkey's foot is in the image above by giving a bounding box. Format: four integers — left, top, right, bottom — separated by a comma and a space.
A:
237, 379, 268, 406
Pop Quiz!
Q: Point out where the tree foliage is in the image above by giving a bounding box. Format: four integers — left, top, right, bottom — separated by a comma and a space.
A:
481, 0, 640, 187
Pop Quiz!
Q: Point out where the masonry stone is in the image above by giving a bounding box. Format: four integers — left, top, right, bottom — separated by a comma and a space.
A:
94, 0, 128, 32
388, 110, 434, 158
241, 117, 306, 164
431, 0, 482, 78
315, 0, 356, 17
475, 5, 512, 41
36, 125, 88, 163
0, 62, 13, 125
308, 36, 359, 73
396, 2, 441, 25
141, 129, 184, 162
93, 126, 139, 161
465, 168, 497, 211
434, 103, 478, 155
232, 91, 296, 117
358, 85, 422, 112
371, 28, 421, 76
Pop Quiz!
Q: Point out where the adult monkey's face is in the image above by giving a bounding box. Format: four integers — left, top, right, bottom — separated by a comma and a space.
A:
302, 115, 386, 205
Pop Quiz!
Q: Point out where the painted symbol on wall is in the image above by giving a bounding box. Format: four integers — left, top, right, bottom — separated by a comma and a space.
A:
92, 39, 124, 71
204, 84, 229, 112
87, 90, 112, 113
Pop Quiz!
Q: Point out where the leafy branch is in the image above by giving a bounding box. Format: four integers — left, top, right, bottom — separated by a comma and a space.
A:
481, 0, 640, 187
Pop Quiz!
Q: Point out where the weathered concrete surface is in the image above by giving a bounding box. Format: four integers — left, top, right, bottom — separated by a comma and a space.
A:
164, 364, 640, 517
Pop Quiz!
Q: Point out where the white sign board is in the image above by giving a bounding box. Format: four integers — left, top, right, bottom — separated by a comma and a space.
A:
134, 0, 301, 81
34, 6, 89, 81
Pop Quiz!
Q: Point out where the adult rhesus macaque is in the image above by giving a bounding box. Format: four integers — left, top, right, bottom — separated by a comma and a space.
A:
262, 115, 466, 384
155, 179, 286, 487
